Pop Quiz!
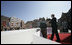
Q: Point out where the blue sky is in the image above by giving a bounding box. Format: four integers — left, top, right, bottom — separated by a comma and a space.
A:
1, 1, 71, 23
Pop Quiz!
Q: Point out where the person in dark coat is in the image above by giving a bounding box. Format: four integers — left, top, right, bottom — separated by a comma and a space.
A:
39, 18, 47, 38
50, 14, 60, 42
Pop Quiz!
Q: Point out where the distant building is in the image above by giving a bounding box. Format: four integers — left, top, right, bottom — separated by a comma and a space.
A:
1, 16, 25, 30
1, 15, 10, 31
25, 17, 52, 29
25, 21, 33, 29
9, 17, 22, 30
21, 20, 25, 29
58, 8, 71, 32
32, 19, 39, 28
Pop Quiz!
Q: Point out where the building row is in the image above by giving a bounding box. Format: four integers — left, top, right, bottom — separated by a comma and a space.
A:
25, 17, 51, 29
1, 16, 25, 31
58, 8, 71, 32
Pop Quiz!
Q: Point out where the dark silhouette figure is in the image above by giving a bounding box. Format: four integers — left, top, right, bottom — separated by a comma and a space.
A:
50, 14, 60, 42
39, 18, 47, 38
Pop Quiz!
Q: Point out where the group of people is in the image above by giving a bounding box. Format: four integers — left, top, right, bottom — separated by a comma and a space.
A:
39, 14, 60, 42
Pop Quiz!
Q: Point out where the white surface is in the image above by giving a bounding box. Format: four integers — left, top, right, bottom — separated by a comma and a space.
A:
32, 35, 60, 44
1, 28, 61, 44
68, 30, 71, 33
58, 30, 60, 33
1, 29, 36, 44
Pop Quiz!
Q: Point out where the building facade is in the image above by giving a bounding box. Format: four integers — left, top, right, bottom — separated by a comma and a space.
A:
58, 8, 71, 32
25, 21, 33, 29
21, 20, 25, 29
1, 15, 10, 31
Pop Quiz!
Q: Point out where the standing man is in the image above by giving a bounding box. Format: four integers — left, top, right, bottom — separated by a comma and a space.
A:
39, 17, 47, 38
50, 14, 60, 42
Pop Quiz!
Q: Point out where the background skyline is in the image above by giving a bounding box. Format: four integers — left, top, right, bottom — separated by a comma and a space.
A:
1, 1, 71, 23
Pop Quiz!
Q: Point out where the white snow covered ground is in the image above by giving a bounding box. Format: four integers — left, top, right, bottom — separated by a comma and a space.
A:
1, 28, 36, 44
1, 28, 61, 44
